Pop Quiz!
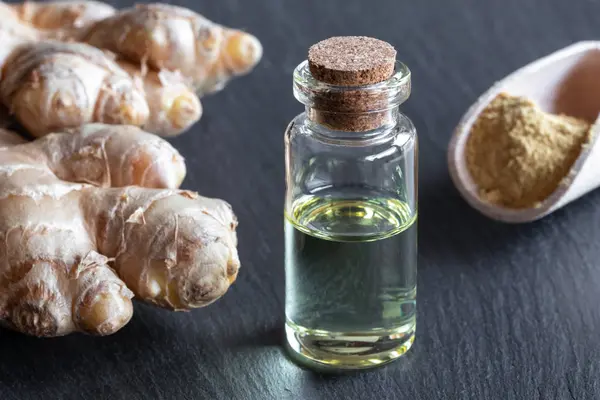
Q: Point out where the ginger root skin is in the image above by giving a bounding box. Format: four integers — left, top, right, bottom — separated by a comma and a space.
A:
0, 1, 262, 137
1, 40, 150, 138
81, 3, 263, 94
12, 1, 116, 31
0, 124, 239, 336
118, 62, 203, 137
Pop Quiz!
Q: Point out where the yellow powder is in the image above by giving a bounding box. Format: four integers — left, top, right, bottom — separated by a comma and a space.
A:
465, 92, 592, 209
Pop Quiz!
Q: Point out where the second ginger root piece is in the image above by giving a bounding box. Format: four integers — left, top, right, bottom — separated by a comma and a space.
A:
0, 1, 262, 137
0, 124, 240, 336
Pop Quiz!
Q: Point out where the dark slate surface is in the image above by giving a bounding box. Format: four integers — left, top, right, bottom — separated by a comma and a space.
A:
2, 0, 600, 399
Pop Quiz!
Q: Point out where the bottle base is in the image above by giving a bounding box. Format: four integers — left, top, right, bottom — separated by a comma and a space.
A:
285, 319, 415, 371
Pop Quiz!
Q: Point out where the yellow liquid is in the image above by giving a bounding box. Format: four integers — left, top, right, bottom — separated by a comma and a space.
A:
285, 190, 417, 370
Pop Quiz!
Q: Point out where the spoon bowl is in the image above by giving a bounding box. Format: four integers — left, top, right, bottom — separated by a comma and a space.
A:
448, 41, 600, 223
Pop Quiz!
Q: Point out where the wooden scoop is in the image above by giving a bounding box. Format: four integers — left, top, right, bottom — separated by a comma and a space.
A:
448, 41, 600, 223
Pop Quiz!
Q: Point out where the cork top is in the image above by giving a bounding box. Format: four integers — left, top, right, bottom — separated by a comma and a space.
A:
308, 36, 397, 86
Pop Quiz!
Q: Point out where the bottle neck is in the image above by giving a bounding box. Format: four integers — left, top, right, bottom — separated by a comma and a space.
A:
293, 60, 411, 134
306, 107, 397, 132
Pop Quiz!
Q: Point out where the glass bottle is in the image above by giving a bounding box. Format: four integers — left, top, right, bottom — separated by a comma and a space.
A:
284, 54, 418, 370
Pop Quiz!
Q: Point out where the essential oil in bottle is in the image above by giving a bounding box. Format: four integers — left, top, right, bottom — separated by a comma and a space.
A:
284, 37, 418, 370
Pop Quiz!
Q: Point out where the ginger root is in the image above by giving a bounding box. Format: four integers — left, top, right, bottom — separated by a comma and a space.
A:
2, 40, 151, 136
0, 1, 262, 137
0, 124, 240, 336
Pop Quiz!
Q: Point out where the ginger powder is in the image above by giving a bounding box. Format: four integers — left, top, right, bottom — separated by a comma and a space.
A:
466, 93, 592, 209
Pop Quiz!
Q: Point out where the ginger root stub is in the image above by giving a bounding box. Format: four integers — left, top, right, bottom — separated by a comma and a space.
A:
466, 93, 592, 209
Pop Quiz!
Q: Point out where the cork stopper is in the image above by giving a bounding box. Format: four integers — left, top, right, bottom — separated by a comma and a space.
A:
308, 36, 397, 86
305, 36, 398, 131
